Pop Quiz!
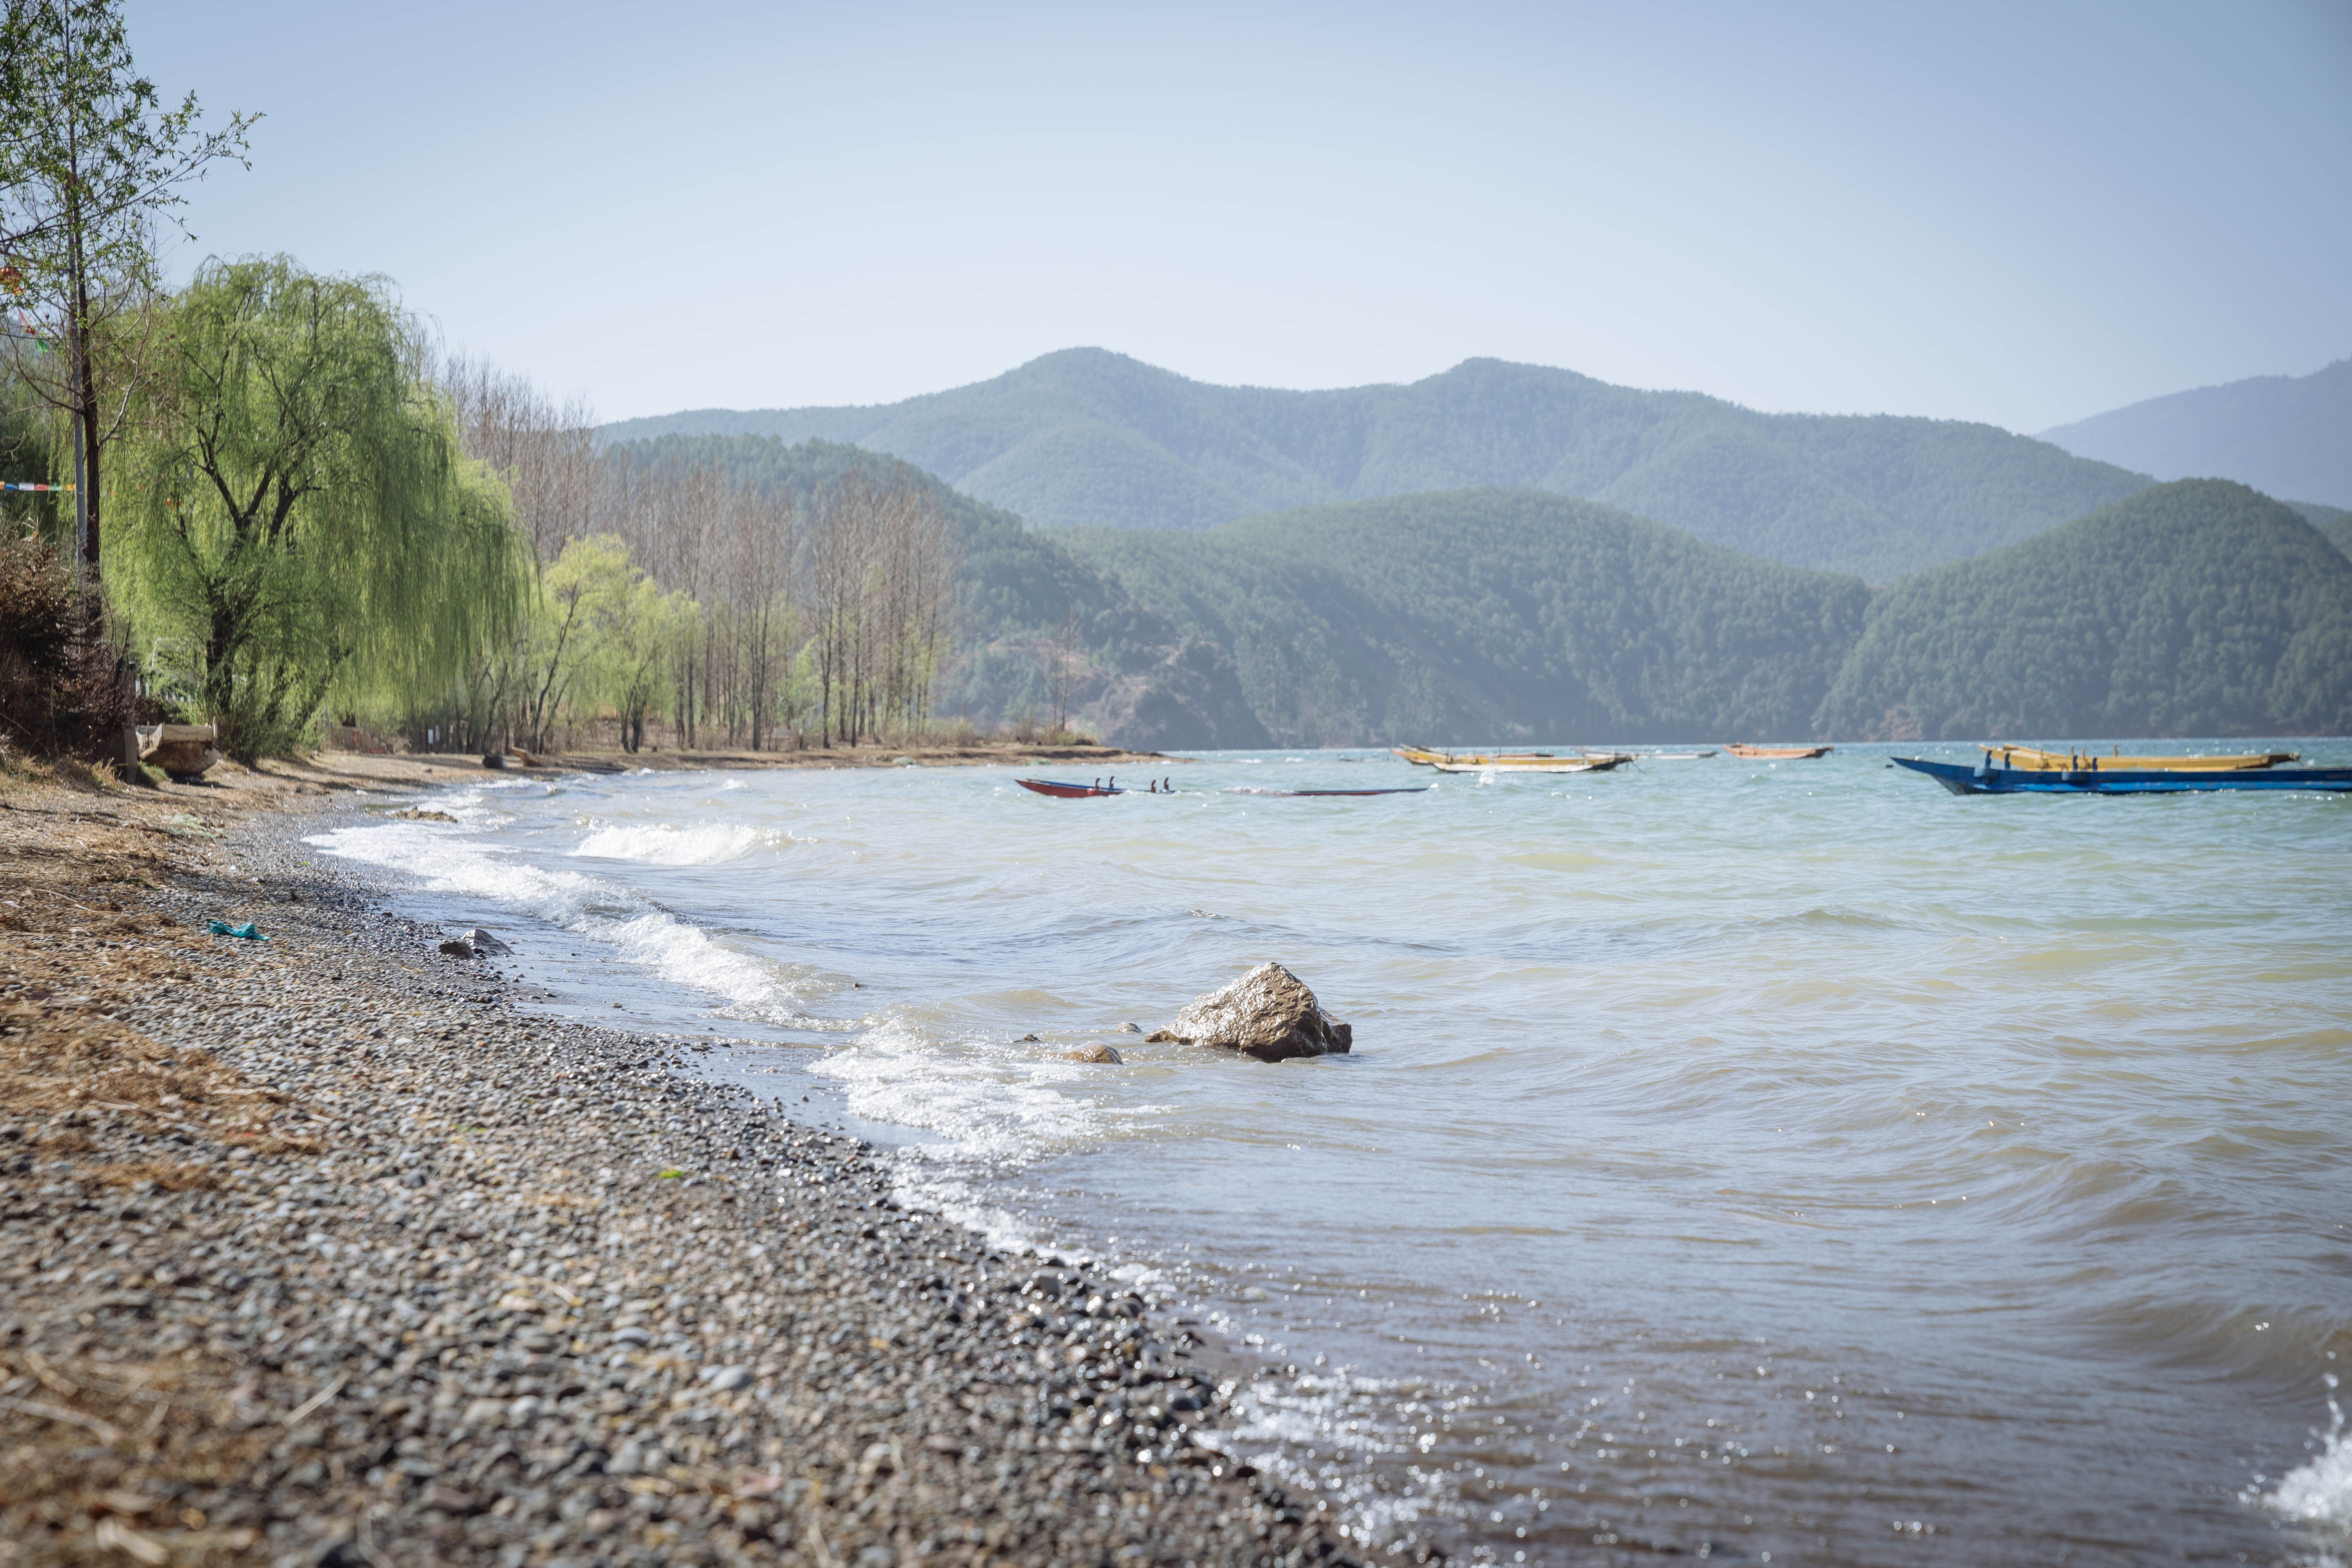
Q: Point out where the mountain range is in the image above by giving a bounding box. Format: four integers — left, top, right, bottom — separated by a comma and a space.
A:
2039, 359, 2351, 511
603, 350, 2151, 584
605, 352, 2352, 745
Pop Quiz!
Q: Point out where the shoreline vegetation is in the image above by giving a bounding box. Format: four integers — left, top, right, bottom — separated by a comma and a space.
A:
376, 740, 1181, 776
0, 757, 1371, 1568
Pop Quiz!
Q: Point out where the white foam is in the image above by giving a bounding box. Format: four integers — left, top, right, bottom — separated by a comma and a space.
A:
573, 820, 769, 866
304, 820, 817, 1017
811, 1018, 1180, 1259
308, 822, 603, 924
811, 1016, 1110, 1158
2263, 1379, 2352, 1544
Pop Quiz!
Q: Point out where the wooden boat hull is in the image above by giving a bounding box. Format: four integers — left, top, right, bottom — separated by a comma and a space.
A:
1892, 756, 2352, 795
1393, 745, 1625, 767
1225, 786, 1431, 797
1985, 744, 2299, 772
1016, 778, 1123, 798
1726, 743, 1832, 759
1433, 758, 1623, 774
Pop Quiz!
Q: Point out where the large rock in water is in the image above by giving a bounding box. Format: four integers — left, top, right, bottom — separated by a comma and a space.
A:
1146, 963, 1352, 1062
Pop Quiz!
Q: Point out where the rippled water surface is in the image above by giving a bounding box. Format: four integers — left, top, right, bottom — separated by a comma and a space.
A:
312, 742, 2352, 1565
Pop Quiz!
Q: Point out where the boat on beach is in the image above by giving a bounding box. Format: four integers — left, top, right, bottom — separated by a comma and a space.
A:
1725, 742, 1832, 759
1891, 753, 2352, 795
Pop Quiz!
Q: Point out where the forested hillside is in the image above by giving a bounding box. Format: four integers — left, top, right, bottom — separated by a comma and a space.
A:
1818, 481, 2352, 740
603, 349, 2152, 582
1053, 489, 1872, 744
605, 435, 1267, 747
2290, 500, 2352, 560
2040, 359, 2352, 509
595, 444, 2350, 749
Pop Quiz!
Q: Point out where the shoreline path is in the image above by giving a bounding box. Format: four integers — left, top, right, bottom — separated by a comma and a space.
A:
0, 759, 1370, 1568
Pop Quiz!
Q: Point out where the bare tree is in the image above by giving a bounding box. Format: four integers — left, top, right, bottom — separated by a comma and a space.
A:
1052, 603, 1078, 738
440, 352, 598, 562
0, 0, 256, 573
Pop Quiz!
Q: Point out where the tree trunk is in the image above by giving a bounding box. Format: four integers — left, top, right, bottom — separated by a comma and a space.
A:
72, 272, 101, 573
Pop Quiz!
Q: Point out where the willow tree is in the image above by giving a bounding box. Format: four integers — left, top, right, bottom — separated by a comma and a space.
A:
112, 256, 525, 758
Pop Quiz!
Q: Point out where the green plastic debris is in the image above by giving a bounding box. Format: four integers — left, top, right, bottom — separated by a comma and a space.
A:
657, 1169, 686, 1180
207, 919, 267, 940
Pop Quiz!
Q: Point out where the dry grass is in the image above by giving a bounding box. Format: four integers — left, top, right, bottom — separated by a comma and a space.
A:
0, 1347, 276, 1568
0, 1003, 317, 1154
76, 1159, 225, 1192
0, 763, 348, 1565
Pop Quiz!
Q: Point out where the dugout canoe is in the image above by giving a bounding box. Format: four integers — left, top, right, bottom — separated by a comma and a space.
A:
1984, 744, 2300, 772
1725, 743, 1833, 759
1016, 778, 1125, 798
1891, 755, 2352, 796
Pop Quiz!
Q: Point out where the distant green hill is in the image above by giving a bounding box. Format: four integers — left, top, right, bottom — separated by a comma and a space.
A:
605, 434, 1268, 748
2040, 359, 2352, 510
2288, 499, 2352, 560
1054, 489, 1872, 745
1818, 481, 2352, 740
603, 349, 2152, 582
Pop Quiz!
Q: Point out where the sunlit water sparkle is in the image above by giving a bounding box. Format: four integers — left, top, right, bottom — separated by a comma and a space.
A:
310, 743, 2352, 1565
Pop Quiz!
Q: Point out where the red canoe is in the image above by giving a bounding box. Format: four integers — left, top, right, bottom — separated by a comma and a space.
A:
1016, 778, 1124, 797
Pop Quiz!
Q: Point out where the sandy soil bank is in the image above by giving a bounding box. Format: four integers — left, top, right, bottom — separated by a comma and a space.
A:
0, 758, 1369, 1568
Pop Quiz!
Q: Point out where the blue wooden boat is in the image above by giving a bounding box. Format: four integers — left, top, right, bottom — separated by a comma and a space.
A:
1892, 754, 2352, 796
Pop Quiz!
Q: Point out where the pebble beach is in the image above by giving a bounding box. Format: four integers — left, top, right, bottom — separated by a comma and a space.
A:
0, 759, 1367, 1568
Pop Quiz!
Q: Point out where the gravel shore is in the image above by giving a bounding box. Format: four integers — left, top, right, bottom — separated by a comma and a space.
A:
0, 760, 1371, 1568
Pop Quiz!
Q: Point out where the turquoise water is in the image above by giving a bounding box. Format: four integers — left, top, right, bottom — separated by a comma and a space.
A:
313, 742, 2352, 1565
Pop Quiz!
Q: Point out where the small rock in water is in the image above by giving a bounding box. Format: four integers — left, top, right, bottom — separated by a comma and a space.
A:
461, 926, 512, 953
436, 936, 476, 959
1116, 1022, 1143, 1033
1146, 962, 1352, 1062
1066, 1044, 1123, 1065
390, 806, 457, 822
1018, 1033, 1041, 1043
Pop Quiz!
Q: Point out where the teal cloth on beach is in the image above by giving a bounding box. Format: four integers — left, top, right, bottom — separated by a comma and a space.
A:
207, 919, 267, 940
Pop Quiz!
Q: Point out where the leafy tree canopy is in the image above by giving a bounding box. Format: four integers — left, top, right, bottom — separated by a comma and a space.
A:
112, 256, 524, 757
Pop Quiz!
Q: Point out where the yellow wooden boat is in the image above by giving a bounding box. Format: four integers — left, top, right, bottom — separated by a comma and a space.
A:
1987, 744, 2299, 773
1391, 745, 1630, 767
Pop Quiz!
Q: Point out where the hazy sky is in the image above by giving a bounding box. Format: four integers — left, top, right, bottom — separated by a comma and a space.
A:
140, 1, 2350, 431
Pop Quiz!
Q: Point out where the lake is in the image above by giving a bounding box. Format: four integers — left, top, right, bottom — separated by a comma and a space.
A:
312, 741, 2352, 1566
